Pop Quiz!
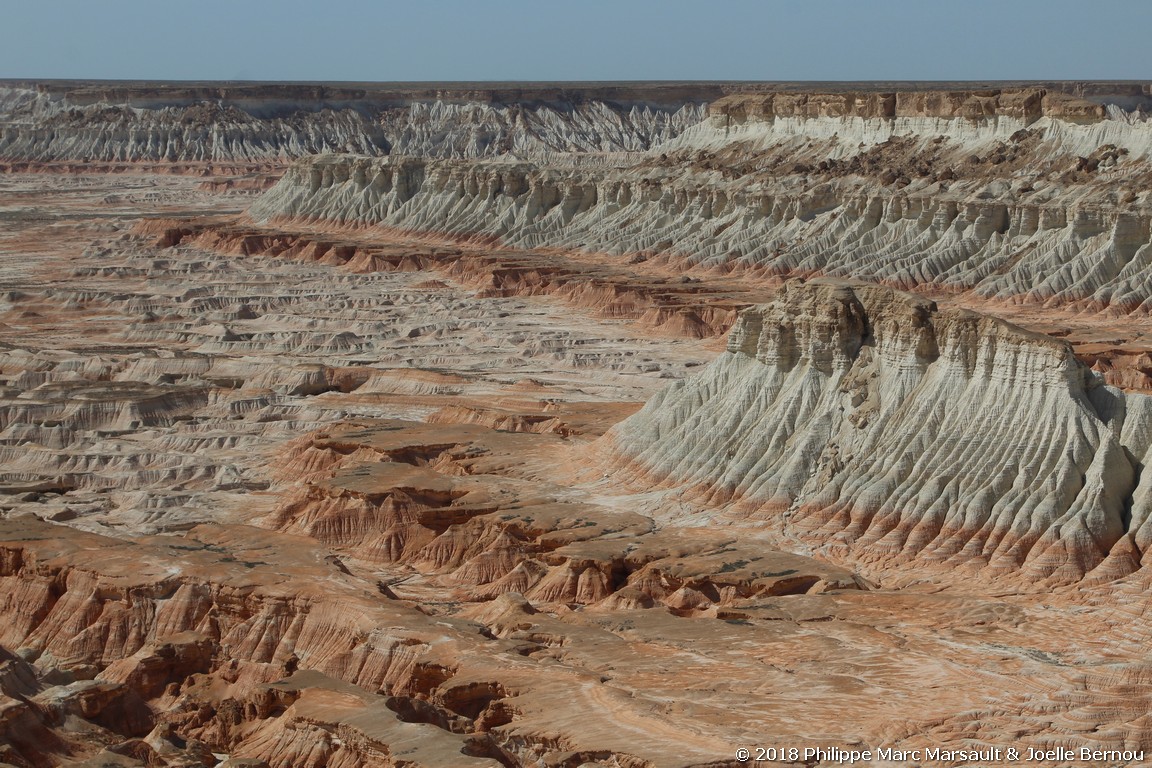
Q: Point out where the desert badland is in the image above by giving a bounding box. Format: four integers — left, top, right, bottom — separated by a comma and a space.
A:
3, 80, 1152, 766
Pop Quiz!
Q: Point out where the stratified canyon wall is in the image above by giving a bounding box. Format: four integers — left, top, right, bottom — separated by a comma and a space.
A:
0, 82, 711, 165
248, 86, 1152, 314
603, 279, 1152, 585
7, 81, 1152, 767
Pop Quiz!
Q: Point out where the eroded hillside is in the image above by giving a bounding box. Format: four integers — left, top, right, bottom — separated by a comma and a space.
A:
3, 82, 1152, 768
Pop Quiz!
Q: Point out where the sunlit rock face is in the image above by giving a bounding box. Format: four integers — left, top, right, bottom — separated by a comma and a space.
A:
0, 82, 707, 165
250, 86, 1152, 318
7, 82, 1152, 767
602, 279, 1152, 585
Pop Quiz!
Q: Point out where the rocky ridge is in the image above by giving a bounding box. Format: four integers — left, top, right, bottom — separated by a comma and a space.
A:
248, 87, 1152, 317
8, 82, 1152, 766
0, 84, 706, 167
598, 279, 1152, 585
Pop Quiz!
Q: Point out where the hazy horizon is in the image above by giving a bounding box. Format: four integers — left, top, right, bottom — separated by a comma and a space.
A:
2, 0, 1149, 82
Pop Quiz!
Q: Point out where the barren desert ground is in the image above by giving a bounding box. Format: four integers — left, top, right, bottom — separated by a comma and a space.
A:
3, 81, 1152, 767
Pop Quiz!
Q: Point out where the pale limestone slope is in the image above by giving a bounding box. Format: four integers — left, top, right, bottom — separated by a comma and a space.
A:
248, 121, 1152, 312
0, 86, 704, 164
600, 280, 1152, 584
0, 98, 390, 164
379, 99, 705, 157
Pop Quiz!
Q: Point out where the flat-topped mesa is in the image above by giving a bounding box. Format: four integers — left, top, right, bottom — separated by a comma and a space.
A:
5, 80, 1143, 169
600, 279, 1152, 585
0, 83, 708, 165
707, 88, 1107, 126
246, 109, 1152, 315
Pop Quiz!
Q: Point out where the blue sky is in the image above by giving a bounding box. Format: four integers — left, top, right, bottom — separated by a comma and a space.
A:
2, 0, 1149, 82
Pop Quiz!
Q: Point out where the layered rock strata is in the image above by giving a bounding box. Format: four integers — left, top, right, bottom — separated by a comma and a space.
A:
8, 83, 1152, 766
0, 83, 707, 166
600, 279, 1152, 585
248, 89, 1152, 315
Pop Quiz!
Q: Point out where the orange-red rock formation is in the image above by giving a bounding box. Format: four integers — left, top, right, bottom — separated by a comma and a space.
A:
8, 82, 1152, 767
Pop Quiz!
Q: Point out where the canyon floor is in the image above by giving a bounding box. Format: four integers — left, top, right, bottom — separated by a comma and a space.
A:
2, 168, 1152, 768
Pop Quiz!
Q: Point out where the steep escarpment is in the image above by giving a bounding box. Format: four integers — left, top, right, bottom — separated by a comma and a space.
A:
0, 83, 706, 166
599, 279, 1152, 585
248, 91, 1152, 314
705, 88, 1112, 123
0, 101, 390, 165
12, 85, 1152, 765
377, 99, 705, 157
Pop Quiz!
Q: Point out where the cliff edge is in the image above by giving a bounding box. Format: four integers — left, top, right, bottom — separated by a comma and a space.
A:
601, 279, 1152, 585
